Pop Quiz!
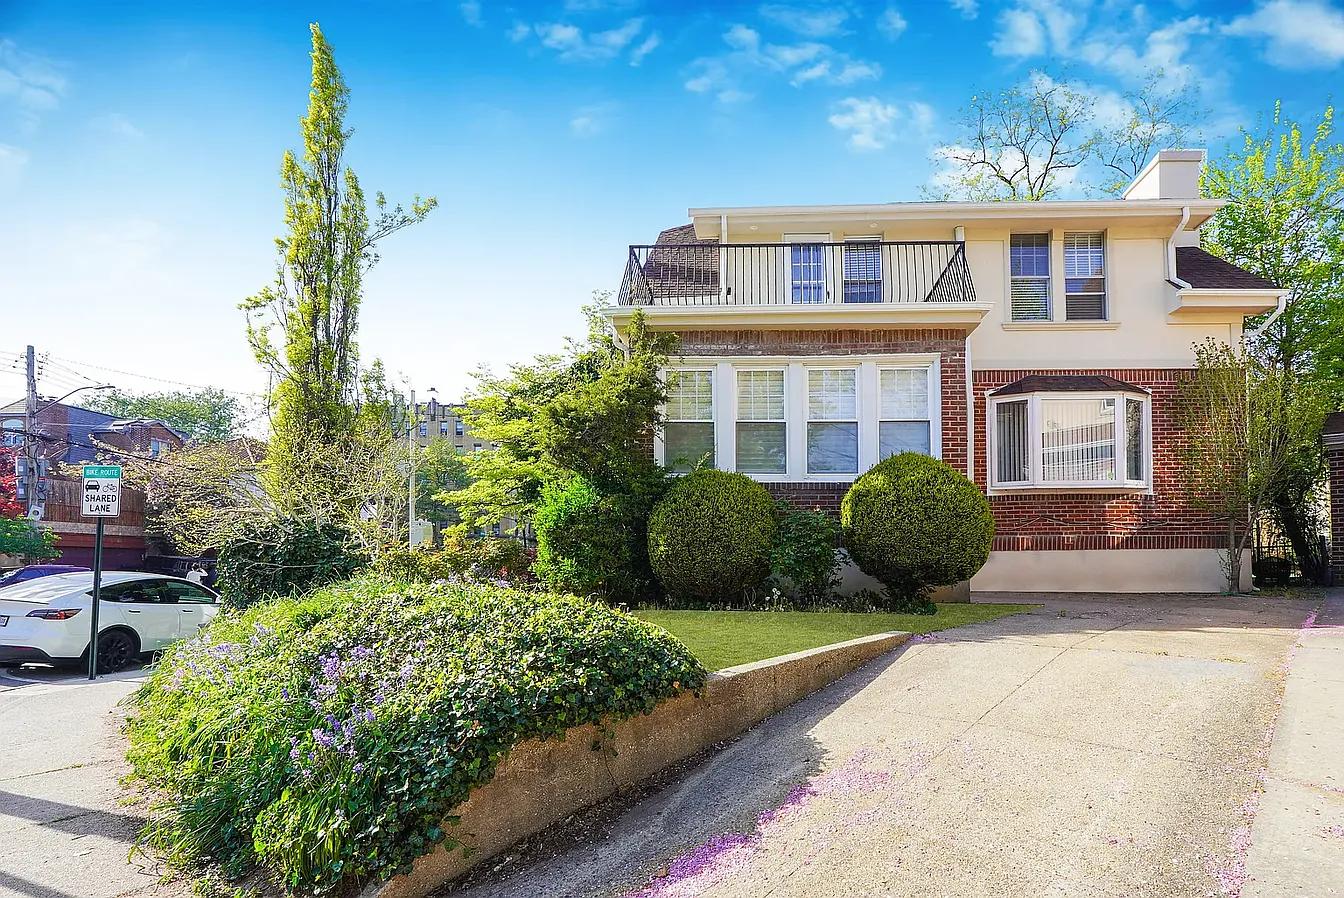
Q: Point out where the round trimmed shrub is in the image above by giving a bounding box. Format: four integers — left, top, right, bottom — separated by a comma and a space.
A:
648, 469, 777, 603
841, 452, 993, 604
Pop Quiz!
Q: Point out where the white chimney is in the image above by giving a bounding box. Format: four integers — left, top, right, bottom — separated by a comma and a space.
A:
1122, 149, 1205, 201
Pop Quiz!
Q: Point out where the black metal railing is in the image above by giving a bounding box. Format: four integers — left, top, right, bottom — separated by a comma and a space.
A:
616, 240, 976, 306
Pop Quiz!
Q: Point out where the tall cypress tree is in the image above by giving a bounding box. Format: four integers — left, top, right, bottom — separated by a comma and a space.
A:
243, 24, 435, 514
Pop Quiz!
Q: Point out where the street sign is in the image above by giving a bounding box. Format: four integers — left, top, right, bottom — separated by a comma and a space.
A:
81, 465, 122, 518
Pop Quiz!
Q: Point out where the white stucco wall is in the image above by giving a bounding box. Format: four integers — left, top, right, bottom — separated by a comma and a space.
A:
970, 549, 1251, 594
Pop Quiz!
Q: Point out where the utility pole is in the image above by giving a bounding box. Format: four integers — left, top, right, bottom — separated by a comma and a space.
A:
23, 345, 38, 519
408, 389, 416, 548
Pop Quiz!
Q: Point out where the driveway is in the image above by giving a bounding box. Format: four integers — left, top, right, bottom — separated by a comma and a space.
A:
450, 594, 1340, 898
0, 664, 186, 898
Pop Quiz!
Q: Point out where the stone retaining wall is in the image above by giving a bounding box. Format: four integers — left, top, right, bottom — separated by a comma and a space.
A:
368, 631, 909, 898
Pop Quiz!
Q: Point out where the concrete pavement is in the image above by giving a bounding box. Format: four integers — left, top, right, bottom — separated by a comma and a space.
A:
450, 594, 1331, 898
0, 664, 186, 898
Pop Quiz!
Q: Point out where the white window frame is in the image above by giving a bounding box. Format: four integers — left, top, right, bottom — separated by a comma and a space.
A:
878, 365, 935, 459
734, 366, 788, 475
656, 367, 717, 473
659, 355, 941, 482
987, 389, 1151, 491
1063, 231, 1108, 321
1008, 232, 1052, 322
806, 366, 860, 475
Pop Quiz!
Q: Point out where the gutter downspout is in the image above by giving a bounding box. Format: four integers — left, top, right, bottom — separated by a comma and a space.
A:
1168, 205, 1192, 289
1248, 293, 1289, 341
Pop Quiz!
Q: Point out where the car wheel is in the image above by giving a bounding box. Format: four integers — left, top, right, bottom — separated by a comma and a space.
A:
95, 630, 137, 673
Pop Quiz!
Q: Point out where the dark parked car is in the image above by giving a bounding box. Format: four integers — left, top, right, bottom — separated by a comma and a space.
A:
0, 565, 93, 590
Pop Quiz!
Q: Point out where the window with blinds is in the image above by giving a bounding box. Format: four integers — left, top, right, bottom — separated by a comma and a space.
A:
664, 369, 714, 472
990, 390, 1149, 487
1126, 397, 1144, 481
736, 369, 786, 473
842, 238, 882, 304
1010, 234, 1050, 321
1041, 398, 1117, 481
994, 400, 1030, 483
807, 368, 858, 473
1064, 231, 1106, 320
879, 367, 931, 458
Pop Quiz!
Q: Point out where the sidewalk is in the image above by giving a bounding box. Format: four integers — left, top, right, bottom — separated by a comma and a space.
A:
1244, 590, 1344, 897
0, 666, 185, 898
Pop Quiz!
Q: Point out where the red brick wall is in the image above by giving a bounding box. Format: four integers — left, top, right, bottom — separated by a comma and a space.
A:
673, 328, 969, 478
973, 368, 1228, 551
1329, 445, 1344, 583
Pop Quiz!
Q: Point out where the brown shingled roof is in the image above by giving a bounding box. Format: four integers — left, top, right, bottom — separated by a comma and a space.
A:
1175, 247, 1279, 291
990, 375, 1149, 396
643, 223, 719, 297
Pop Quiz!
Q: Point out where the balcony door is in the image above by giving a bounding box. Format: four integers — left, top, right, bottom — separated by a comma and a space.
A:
785, 233, 828, 304
843, 236, 882, 303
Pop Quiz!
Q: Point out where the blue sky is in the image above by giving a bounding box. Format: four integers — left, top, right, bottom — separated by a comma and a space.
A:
1, 0, 1341, 409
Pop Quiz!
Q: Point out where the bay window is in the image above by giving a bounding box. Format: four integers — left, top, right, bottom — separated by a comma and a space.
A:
989, 381, 1149, 489
807, 368, 858, 474
664, 369, 715, 472
736, 369, 786, 473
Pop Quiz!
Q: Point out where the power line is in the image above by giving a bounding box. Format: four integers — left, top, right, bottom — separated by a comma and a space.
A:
44, 353, 265, 398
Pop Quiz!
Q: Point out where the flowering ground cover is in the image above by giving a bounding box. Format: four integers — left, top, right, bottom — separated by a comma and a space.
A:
125, 576, 704, 894
636, 604, 1035, 671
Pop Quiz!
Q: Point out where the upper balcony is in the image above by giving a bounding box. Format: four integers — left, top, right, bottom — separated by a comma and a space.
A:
610, 236, 991, 331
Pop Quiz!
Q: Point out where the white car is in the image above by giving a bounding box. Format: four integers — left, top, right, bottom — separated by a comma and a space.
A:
0, 572, 220, 673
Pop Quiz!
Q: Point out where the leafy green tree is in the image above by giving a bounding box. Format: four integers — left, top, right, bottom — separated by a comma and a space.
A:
0, 517, 58, 561
444, 305, 674, 600
1202, 103, 1344, 582
87, 388, 245, 442
416, 438, 469, 528
1179, 339, 1329, 593
241, 23, 435, 513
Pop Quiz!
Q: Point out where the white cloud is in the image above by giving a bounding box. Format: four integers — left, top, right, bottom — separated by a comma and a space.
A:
630, 33, 661, 65
758, 4, 852, 38
879, 7, 908, 39
0, 39, 66, 133
949, 0, 978, 19
1224, 0, 1344, 69
829, 96, 934, 151
685, 22, 881, 100
529, 17, 649, 62
459, 0, 483, 27
569, 103, 615, 137
91, 112, 143, 140
992, 8, 1047, 56
0, 142, 29, 186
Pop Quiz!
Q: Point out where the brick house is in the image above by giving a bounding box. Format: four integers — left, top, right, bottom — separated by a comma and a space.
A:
602, 151, 1284, 593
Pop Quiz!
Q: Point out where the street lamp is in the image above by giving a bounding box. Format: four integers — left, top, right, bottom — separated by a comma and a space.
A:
35, 383, 114, 415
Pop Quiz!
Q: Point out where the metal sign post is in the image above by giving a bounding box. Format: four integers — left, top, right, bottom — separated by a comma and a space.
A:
81, 465, 122, 680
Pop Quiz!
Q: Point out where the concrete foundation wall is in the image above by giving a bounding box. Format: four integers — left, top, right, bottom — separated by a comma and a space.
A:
970, 548, 1250, 593
369, 632, 909, 898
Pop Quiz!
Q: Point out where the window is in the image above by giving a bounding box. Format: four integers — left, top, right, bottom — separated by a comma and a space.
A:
455, 420, 464, 436
149, 438, 165, 457
1064, 231, 1106, 320
736, 369, 786, 473
789, 241, 826, 304
418, 422, 428, 437
440, 421, 449, 436
1010, 233, 1050, 321
807, 368, 858, 473
664, 369, 714, 472
473, 443, 483, 452
1, 418, 21, 447
879, 368, 931, 457
161, 581, 217, 604
990, 389, 1149, 488
842, 238, 882, 303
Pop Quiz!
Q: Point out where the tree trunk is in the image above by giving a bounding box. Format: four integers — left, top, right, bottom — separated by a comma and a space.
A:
1273, 495, 1328, 584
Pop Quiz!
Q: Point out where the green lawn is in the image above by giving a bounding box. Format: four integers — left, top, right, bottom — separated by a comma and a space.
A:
636, 603, 1036, 671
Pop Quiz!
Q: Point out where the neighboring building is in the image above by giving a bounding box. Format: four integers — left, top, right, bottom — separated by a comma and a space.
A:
603, 151, 1284, 593
0, 399, 188, 568
411, 401, 496, 454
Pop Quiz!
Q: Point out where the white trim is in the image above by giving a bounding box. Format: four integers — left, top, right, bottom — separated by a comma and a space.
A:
602, 302, 992, 331
689, 198, 1225, 220
1001, 321, 1120, 331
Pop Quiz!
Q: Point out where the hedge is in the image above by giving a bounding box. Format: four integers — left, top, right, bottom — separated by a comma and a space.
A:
125, 577, 704, 893
647, 469, 777, 604
841, 452, 994, 606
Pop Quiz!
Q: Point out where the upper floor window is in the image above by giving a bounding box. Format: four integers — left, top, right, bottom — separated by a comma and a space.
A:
439, 421, 449, 436
1064, 231, 1106, 320
989, 383, 1148, 489
842, 238, 882, 304
149, 438, 165, 457
736, 369, 786, 474
418, 422, 428, 437
455, 419, 465, 436
664, 369, 714, 473
879, 368, 931, 457
807, 368, 858, 473
1009, 234, 1050, 321
787, 236, 827, 304
2, 418, 22, 447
